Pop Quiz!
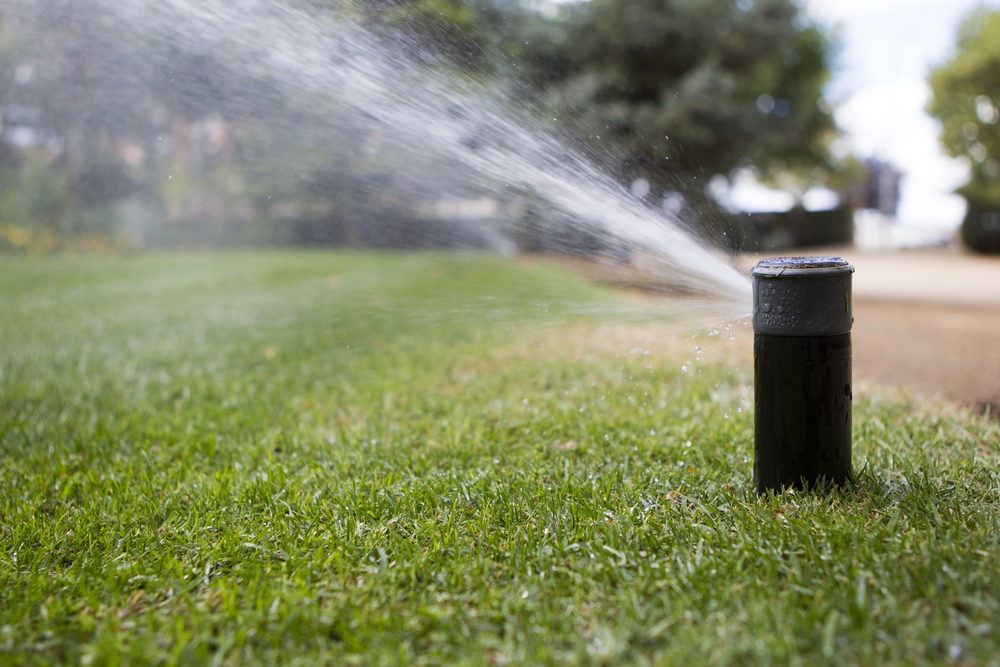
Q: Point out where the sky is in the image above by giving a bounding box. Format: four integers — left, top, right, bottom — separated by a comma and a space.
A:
806, 0, 1000, 229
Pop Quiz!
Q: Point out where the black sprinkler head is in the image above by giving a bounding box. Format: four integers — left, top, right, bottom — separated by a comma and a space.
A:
751, 256, 854, 494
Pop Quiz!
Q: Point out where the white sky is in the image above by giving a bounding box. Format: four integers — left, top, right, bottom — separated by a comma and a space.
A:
806, 0, 1000, 228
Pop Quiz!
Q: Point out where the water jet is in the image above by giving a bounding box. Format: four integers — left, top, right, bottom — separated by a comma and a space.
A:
104, 0, 752, 308
752, 257, 854, 493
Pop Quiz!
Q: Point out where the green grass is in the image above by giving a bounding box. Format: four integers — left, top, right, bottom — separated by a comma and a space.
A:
1, 250, 999, 666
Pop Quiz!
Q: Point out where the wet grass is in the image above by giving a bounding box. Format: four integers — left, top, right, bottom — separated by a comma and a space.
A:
1, 250, 999, 666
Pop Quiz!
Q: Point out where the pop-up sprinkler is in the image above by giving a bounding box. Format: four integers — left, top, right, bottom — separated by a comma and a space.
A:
752, 257, 854, 494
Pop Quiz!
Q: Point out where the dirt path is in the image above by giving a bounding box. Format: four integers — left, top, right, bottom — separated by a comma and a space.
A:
853, 298, 1000, 411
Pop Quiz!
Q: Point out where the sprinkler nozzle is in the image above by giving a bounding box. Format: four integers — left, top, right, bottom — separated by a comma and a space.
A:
752, 256, 854, 494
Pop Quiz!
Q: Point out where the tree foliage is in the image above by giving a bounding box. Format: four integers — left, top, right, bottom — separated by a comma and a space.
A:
356, 0, 837, 191
353, 0, 511, 70
927, 6, 1000, 252
510, 0, 835, 195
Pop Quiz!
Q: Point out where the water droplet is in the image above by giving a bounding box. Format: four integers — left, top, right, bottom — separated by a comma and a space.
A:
762, 303, 771, 313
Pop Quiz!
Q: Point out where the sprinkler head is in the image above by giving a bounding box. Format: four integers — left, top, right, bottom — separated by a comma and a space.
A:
751, 257, 854, 494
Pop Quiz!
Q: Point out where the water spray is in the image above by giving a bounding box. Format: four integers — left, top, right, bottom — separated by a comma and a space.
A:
99, 0, 752, 307
752, 257, 854, 494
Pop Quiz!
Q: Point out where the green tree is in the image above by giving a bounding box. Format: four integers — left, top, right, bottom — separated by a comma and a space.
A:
928, 6, 1000, 253
352, 0, 509, 71
512, 0, 835, 196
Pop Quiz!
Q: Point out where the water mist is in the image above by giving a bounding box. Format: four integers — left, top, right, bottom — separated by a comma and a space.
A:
108, 0, 752, 312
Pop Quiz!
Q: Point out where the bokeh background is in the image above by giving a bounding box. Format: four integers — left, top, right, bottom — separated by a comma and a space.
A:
0, 0, 998, 256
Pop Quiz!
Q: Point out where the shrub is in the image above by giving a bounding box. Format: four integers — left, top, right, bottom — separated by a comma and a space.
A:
961, 196, 1000, 254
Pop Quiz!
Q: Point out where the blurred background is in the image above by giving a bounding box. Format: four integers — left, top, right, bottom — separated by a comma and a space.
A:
0, 0, 998, 257
1, 0, 1000, 413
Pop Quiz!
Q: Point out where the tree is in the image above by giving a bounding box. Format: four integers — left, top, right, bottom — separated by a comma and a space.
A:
928, 6, 1000, 253
351, 0, 509, 71
351, 0, 839, 247
511, 0, 835, 197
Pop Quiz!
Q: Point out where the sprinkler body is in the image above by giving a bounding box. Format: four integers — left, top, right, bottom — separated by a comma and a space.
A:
752, 257, 854, 494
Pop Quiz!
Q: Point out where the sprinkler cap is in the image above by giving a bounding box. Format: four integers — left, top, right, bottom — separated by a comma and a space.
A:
751, 257, 854, 336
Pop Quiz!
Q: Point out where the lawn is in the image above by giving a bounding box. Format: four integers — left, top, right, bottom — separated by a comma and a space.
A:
1, 251, 998, 666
